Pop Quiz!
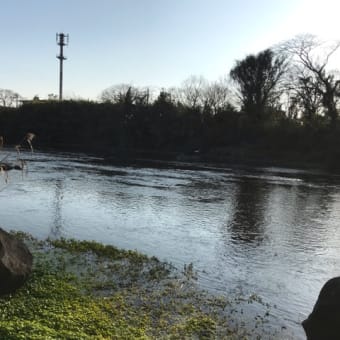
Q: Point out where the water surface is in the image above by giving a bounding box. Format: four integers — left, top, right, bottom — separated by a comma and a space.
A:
2, 150, 340, 338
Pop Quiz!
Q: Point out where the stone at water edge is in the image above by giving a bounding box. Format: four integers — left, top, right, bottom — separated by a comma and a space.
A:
0, 228, 33, 295
303, 277, 340, 339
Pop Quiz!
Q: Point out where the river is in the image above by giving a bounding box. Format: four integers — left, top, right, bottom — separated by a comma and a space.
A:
1, 149, 340, 338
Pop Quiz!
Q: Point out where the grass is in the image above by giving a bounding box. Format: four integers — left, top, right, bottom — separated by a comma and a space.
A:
0, 232, 278, 339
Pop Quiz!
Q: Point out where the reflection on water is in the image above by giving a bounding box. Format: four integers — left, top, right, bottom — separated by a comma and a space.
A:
228, 178, 268, 244
2, 151, 340, 338
51, 179, 64, 238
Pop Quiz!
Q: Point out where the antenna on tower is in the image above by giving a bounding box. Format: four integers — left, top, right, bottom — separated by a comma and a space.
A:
56, 33, 69, 101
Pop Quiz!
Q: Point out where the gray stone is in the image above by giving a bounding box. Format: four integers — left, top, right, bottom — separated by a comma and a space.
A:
0, 228, 33, 295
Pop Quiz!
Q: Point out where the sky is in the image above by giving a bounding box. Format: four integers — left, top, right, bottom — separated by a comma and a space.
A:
0, 0, 339, 100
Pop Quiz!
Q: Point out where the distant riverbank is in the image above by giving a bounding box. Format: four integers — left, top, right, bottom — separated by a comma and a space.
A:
2, 100, 340, 175
49, 143, 337, 174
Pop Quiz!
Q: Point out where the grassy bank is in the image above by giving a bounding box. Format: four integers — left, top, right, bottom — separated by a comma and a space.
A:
0, 233, 282, 339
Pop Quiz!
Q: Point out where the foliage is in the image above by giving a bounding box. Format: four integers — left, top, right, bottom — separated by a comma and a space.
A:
0, 262, 148, 339
1, 96, 340, 169
230, 49, 287, 121
2, 34, 340, 169
50, 238, 148, 262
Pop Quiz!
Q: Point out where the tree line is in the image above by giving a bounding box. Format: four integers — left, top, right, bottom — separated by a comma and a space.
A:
1, 34, 340, 167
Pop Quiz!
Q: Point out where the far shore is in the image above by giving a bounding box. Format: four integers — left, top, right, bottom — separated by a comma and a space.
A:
24, 143, 338, 175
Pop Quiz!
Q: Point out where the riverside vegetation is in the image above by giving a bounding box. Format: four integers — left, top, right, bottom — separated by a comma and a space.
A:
2, 35, 340, 171
1, 98, 340, 171
0, 232, 279, 339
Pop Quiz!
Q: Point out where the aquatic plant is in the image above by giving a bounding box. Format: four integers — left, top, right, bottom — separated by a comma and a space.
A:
0, 233, 246, 339
0, 132, 35, 184
0, 231, 284, 339
50, 238, 148, 262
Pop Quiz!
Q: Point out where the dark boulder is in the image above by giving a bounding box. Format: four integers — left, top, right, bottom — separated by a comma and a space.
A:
0, 228, 33, 295
303, 277, 340, 339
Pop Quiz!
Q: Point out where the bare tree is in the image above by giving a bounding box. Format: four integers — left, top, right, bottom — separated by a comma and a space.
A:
179, 75, 207, 109
281, 34, 340, 127
287, 75, 324, 123
0, 89, 21, 107
202, 78, 231, 114
163, 86, 185, 106
47, 93, 59, 101
100, 84, 151, 105
174, 76, 231, 113
100, 84, 135, 103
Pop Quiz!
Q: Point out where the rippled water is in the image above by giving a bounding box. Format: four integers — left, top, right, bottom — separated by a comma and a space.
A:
2, 150, 340, 338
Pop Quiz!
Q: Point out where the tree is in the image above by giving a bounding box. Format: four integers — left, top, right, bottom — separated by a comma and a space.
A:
172, 76, 232, 114
282, 34, 340, 127
286, 75, 323, 124
47, 94, 58, 100
179, 76, 207, 109
202, 78, 231, 115
0, 89, 21, 108
100, 84, 151, 105
230, 49, 287, 120
153, 90, 174, 108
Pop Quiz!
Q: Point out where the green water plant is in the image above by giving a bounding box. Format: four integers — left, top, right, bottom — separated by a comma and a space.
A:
0, 232, 280, 339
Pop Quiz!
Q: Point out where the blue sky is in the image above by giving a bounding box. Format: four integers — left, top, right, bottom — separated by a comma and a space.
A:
0, 0, 339, 100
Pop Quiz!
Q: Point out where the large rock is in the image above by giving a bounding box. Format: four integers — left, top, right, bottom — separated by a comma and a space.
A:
0, 228, 33, 295
303, 277, 340, 339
